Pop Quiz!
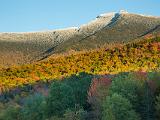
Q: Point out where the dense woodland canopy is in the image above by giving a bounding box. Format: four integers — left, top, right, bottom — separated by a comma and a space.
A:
0, 36, 160, 92
0, 36, 160, 120
0, 72, 160, 120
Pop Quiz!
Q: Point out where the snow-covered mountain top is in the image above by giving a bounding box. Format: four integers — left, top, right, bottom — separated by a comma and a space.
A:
78, 11, 118, 35
0, 10, 159, 35
118, 10, 159, 18
119, 10, 129, 14
137, 14, 160, 18
0, 27, 78, 34
97, 12, 116, 18
97, 10, 128, 18
0, 11, 118, 36
53, 27, 78, 31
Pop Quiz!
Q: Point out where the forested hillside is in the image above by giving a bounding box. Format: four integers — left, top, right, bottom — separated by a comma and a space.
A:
0, 71, 160, 120
0, 36, 160, 93
0, 35, 159, 120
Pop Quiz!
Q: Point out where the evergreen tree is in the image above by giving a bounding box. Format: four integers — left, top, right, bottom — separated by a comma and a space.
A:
108, 73, 142, 111
155, 94, 160, 119
140, 81, 154, 120
102, 93, 140, 120
46, 81, 75, 117
21, 93, 47, 120
0, 104, 21, 120
65, 72, 92, 107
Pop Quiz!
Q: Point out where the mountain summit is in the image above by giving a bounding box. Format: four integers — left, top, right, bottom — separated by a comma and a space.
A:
0, 11, 160, 67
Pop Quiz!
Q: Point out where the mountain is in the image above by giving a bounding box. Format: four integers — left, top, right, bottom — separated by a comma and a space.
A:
0, 10, 160, 67
0, 10, 160, 120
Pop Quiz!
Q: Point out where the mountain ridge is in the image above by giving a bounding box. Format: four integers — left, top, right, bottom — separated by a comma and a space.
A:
0, 10, 159, 34
0, 11, 160, 67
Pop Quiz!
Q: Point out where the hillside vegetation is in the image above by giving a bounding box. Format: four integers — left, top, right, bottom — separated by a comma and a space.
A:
0, 36, 160, 93
0, 71, 160, 120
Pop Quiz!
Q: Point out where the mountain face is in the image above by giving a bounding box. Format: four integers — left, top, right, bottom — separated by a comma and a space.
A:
0, 10, 160, 67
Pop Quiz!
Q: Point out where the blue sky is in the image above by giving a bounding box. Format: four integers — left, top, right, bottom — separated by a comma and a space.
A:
0, 0, 160, 32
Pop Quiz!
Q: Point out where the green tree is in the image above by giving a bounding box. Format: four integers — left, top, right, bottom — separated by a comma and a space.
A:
109, 73, 142, 111
63, 107, 86, 120
0, 103, 21, 120
46, 73, 92, 118
155, 94, 160, 120
140, 81, 154, 120
21, 93, 47, 120
65, 72, 92, 107
46, 81, 75, 117
102, 93, 140, 120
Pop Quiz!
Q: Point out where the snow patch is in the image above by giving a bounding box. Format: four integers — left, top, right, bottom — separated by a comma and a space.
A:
97, 12, 116, 18
78, 12, 118, 36
120, 10, 128, 14
54, 27, 78, 31
138, 14, 160, 18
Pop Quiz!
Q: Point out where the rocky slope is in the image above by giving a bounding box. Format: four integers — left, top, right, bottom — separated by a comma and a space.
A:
0, 10, 160, 67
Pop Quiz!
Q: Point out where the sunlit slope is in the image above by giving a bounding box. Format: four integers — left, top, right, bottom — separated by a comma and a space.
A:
54, 13, 160, 53
0, 29, 77, 66
0, 36, 160, 92
0, 11, 160, 67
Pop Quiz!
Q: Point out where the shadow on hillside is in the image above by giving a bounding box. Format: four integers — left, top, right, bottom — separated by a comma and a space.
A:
0, 71, 158, 103
0, 72, 93, 103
